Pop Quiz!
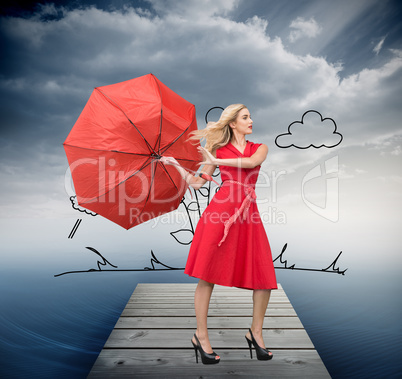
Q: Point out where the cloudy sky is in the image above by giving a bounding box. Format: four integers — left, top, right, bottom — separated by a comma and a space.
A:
0, 0, 401, 270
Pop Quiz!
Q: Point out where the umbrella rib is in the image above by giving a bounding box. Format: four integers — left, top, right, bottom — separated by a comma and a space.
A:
152, 74, 163, 154
128, 159, 159, 229
127, 160, 183, 229
175, 157, 201, 163
70, 117, 145, 153
158, 161, 181, 193
63, 143, 152, 157
95, 87, 157, 155
80, 158, 153, 205
159, 113, 196, 156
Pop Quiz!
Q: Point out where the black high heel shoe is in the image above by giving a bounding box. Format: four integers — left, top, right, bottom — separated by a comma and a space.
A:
191, 333, 220, 364
245, 328, 273, 361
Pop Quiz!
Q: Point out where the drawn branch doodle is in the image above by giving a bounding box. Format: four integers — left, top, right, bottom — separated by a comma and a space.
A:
273, 243, 295, 269
54, 247, 118, 277
273, 243, 347, 275
54, 248, 183, 277
85, 246, 118, 271
54, 243, 347, 277
144, 250, 183, 271
322, 251, 347, 275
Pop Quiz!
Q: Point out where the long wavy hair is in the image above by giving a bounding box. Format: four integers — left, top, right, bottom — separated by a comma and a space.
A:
189, 104, 248, 153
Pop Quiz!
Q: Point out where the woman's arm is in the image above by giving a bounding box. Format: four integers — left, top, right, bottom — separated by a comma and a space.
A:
199, 144, 268, 169
160, 156, 217, 191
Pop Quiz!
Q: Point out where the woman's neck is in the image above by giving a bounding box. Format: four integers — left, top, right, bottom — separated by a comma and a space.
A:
231, 135, 247, 146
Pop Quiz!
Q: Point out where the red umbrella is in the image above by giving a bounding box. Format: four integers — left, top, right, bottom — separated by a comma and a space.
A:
64, 74, 200, 229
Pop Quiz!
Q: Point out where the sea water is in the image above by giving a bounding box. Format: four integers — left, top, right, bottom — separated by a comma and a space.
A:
0, 218, 401, 378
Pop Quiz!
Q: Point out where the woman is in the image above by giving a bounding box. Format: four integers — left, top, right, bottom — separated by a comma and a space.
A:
162, 104, 277, 364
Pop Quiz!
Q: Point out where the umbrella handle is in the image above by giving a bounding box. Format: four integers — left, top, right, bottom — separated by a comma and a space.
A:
191, 168, 220, 187
199, 172, 214, 182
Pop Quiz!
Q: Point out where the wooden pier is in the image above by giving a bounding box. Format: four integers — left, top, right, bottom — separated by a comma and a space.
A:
88, 283, 330, 378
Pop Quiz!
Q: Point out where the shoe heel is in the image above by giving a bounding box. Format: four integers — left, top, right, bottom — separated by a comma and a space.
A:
246, 328, 273, 361
245, 336, 253, 359
191, 340, 199, 363
192, 333, 220, 365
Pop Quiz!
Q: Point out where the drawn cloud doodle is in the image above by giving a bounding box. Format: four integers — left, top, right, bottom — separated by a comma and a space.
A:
205, 106, 224, 124
70, 195, 98, 216
275, 110, 343, 149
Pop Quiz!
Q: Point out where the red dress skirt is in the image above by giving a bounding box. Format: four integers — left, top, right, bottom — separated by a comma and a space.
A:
184, 141, 277, 290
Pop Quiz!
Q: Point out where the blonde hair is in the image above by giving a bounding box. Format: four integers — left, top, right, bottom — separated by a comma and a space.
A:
190, 104, 248, 152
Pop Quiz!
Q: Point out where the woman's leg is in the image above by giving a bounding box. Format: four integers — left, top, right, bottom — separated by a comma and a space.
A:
246, 289, 272, 355
192, 279, 219, 358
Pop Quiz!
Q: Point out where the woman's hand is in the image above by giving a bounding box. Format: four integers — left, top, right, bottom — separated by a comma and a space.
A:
198, 146, 217, 166
160, 156, 179, 166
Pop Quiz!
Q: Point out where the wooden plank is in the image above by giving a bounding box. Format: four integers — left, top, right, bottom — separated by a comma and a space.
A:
130, 297, 289, 306
130, 286, 285, 296
121, 304, 296, 319
104, 329, 314, 349
134, 283, 284, 290
125, 302, 293, 309
87, 349, 330, 379
129, 292, 289, 302
131, 289, 286, 296
121, 307, 297, 317
130, 291, 287, 296
125, 302, 293, 308
115, 316, 303, 329
130, 296, 288, 301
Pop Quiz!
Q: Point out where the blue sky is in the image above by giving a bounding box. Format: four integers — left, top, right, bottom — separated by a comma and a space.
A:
0, 0, 401, 269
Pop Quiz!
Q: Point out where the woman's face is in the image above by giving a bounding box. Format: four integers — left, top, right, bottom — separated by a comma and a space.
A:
231, 108, 253, 136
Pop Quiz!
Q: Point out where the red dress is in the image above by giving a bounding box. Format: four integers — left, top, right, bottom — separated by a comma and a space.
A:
184, 141, 277, 290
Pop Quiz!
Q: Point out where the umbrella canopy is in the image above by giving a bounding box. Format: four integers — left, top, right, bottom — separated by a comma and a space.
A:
64, 74, 200, 229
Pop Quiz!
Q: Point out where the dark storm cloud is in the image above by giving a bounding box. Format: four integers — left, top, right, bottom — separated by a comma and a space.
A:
0, 0, 401, 217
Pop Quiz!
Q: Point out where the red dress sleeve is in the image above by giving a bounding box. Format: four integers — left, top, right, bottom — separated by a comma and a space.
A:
248, 142, 262, 156
216, 146, 224, 159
